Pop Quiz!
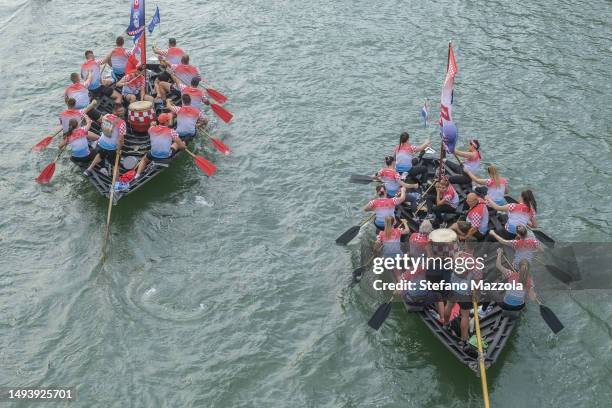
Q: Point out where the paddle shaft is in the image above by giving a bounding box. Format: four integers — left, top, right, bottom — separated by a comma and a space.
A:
414, 178, 438, 213
472, 294, 491, 408
103, 148, 122, 248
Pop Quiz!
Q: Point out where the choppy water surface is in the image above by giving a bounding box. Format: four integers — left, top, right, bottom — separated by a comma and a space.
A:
1, 0, 611, 406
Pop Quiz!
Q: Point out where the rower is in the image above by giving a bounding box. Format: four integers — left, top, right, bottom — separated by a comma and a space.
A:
81, 50, 122, 105
409, 219, 433, 258
486, 190, 537, 240
450, 193, 489, 241
65, 72, 92, 109
377, 156, 419, 209
83, 113, 127, 177
363, 185, 407, 231
377, 216, 411, 281
166, 94, 208, 141
431, 177, 459, 224
58, 116, 99, 164
134, 113, 186, 180
116, 65, 155, 104
153, 38, 185, 65
155, 75, 209, 110
464, 165, 508, 206
105, 36, 132, 81
394, 132, 430, 184
162, 55, 201, 86
447, 139, 481, 185
58, 98, 98, 134
489, 225, 542, 268
495, 248, 536, 313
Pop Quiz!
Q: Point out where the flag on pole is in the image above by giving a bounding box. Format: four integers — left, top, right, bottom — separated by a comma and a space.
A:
439, 43, 458, 153
126, 0, 145, 37
148, 6, 160, 34
421, 98, 429, 128
125, 33, 145, 74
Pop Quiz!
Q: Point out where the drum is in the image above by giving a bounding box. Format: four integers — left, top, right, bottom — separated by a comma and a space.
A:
128, 101, 155, 133
121, 155, 139, 170
429, 228, 458, 259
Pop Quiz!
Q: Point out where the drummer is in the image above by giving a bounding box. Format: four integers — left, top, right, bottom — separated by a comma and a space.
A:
133, 113, 186, 180
83, 113, 127, 177
449, 193, 489, 241
116, 65, 155, 104
166, 94, 208, 141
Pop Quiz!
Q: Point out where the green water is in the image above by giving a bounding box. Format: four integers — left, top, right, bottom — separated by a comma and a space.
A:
1, 0, 611, 406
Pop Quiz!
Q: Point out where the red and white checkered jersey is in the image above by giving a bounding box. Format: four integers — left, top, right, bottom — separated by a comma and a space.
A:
511, 237, 540, 266
148, 125, 180, 158
64, 82, 90, 109
59, 109, 86, 133
98, 114, 126, 150
377, 168, 402, 194
485, 177, 508, 203
121, 72, 145, 95
505, 203, 536, 233
80, 58, 104, 90
442, 184, 459, 209
368, 197, 401, 226
158, 47, 185, 64
170, 63, 200, 86
409, 232, 429, 257
394, 144, 418, 168
467, 199, 489, 234
170, 105, 206, 135
176, 83, 208, 110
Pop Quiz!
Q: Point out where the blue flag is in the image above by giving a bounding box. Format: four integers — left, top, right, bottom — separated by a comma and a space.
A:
126, 0, 145, 37
148, 6, 160, 34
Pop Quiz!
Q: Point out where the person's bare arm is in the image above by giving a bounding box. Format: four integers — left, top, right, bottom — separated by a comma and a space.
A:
83, 99, 98, 114
488, 230, 513, 247
495, 249, 513, 279
415, 139, 431, 152
464, 168, 486, 185
485, 197, 508, 212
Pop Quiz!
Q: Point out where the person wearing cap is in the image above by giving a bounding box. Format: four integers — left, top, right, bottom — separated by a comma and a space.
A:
134, 113, 185, 180
166, 94, 207, 141
447, 139, 482, 186
363, 185, 407, 231
116, 65, 155, 104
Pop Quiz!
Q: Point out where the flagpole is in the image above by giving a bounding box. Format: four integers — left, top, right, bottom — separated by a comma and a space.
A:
143, 0, 147, 98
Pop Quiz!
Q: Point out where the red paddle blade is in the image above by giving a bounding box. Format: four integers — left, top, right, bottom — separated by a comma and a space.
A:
193, 156, 217, 176
211, 138, 231, 155
32, 136, 53, 152
36, 162, 56, 184
211, 104, 233, 124
206, 88, 228, 104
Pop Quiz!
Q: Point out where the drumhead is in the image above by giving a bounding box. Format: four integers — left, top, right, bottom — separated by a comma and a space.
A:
129, 100, 153, 111
429, 228, 457, 244
121, 156, 139, 170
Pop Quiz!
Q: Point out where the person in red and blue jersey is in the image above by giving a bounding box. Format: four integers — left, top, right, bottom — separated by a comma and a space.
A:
155, 75, 209, 110
489, 224, 542, 268
450, 193, 489, 241
55, 97, 98, 137
153, 38, 185, 65
394, 132, 430, 184
376, 156, 418, 197
447, 139, 482, 186
83, 112, 127, 177
166, 94, 208, 141
134, 113, 186, 180
81, 50, 122, 105
486, 190, 538, 240
431, 177, 459, 224
104, 36, 132, 81
363, 185, 406, 231
116, 65, 155, 104
160, 54, 201, 87
58, 116, 99, 164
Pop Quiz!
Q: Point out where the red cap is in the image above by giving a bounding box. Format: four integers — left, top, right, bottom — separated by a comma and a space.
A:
158, 113, 172, 124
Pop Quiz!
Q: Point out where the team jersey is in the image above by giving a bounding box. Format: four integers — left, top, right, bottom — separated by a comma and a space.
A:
81, 58, 104, 90
158, 47, 185, 64
394, 144, 418, 172
66, 127, 90, 158
409, 232, 429, 258
170, 63, 200, 86
501, 270, 534, 306
463, 150, 481, 172
377, 168, 402, 196
110, 47, 132, 75
511, 237, 540, 267
148, 125, 180, 158
169, 105, 206, 136
505, 203, 536, 234
441, 184, 459, 209
59, 109, 86, 133
368, 197, 402, 227
176, 83, 208, 110
450, 251, 481, 296
121, 72, 145, 95
64, 82, 90, 109
376, 228, 403, 257
485, 177, 508, 204
467, 199, 489, 235
98, 114, 127, 150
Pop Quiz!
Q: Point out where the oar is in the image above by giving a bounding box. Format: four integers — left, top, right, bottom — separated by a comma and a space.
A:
184, 148, 217, 176
413, 178, 438, 213
200, 128, 231, 155
471, 294, 491, 408
336, 214, 375, 245
502, 254, 564, 333
210, 103, 233, 124
35, 147, 66, 184
367, 293, 396, 330
503, 194, 555, 248
352, 243, 382, 282
32, 129, 62, 152
204, 88, 227, 104
349, 174, 380, 184
102, 149, 122, 256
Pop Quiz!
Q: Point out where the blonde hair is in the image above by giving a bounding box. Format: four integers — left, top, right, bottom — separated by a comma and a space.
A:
384, 216, 394, 240
419, 219, 433, 234
488, 165, 501, 188
518, 259, 530, 286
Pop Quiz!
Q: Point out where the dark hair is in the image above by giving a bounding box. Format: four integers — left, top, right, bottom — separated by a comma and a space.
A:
116, 36, 124, 46
181, 54, 190, 64
182, 94, 192, 105
385, 155, 395, 166
67, 98, 76, 108
169, 38, 177, 46
521, 190, 537, 212
66, 118, 79, 139
70, 73, 79, 83
85, 50, 93, 58
376, 185, 386, 196
190, 77, 200, 87
470, 139, 480, 150
515, 225, 527, 238
399, 132, 409, 144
